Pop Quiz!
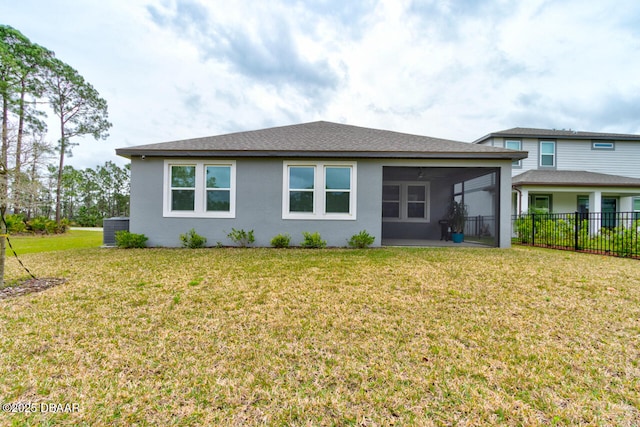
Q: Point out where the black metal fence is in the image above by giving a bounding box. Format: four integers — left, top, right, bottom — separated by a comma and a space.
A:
512, 211, 640, 259
465, 215, 495, 238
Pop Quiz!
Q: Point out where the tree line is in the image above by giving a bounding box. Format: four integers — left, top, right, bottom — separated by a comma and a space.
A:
1, 25, 112, 223
1, 25, 112, 284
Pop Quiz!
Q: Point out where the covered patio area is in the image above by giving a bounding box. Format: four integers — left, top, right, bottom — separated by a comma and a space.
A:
381, 166, 501, 247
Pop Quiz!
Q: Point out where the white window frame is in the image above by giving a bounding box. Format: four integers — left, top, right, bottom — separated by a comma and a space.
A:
382, 181, 431, 223
592, 141, 615, 150
282, 161, 357, 220
539, 140, 556, 167
163, 159, 236, 218
504, 139, 522, 167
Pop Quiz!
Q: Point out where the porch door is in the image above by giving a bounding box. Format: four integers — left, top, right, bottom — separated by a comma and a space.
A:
602, 198, 617, 228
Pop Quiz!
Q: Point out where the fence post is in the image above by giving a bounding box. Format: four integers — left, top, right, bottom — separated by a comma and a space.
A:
531, 213, 535, 246
574, 211, 579, 251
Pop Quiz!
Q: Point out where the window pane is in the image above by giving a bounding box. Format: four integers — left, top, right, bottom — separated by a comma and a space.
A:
408, 186, 425, 202
171, 165, 195, 188
533, 196, 550, 212
382, 202, 399, 218
326, 191, 349, 213
290, 191, 313, 212
408, 202, 425, 218
325, 167, 350, 190
383, 185, 400, 200
290, 167, 314, 189
541, 142, 555, 154
505, 140, 521, 150
206, 166, 230, 188
207, 190, 230, 211
541, 155, 554, 166
172, 190, 194, 210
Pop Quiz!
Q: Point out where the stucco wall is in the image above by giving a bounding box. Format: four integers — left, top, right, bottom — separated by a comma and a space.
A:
130, 157, 382, 247
129, 157, 514, 248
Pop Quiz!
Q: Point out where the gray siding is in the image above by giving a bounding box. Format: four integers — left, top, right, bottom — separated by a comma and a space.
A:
130, 157, 381, 247
491, 136, 640, 178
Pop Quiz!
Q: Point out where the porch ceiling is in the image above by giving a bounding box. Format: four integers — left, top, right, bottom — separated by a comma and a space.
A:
383, 166, 497, 182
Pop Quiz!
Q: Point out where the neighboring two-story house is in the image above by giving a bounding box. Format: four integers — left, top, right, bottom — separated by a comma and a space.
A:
474, 128, 640, 221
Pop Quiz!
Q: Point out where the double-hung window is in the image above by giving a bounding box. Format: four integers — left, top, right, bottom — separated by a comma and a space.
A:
539, 140, 556, 167
164, 160, 236, 217
504, 139, 522, 167
382, 182, 430, 222
170, 165, 196, 211
283, 161, 356, 220
206, 165, 232, 212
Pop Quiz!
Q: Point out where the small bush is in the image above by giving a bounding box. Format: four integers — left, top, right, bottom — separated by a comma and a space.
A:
348, 230, 375, 248
301, 231, 326, 249
180, 228, 207, 248
27, 217, 68, 234
115, 230, 148, 248
4, 214, 27, 234
270, 233, 291, 248
227, 228, 255, 247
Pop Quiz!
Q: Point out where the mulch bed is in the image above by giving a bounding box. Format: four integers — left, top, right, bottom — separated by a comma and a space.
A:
0, 278, 67, 300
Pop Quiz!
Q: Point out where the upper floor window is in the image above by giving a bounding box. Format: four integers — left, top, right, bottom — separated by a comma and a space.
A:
504, 139, 522, 167
539, 140, 556, 167
164, 160, 236, 218
592, 141, 615, 150
283, 161, 356, 220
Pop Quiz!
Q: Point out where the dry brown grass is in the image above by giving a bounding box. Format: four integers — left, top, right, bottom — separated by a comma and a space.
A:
0, 246, 639, 426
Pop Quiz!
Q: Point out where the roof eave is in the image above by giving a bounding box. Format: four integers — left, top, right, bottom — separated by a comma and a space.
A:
513, 181, 640, 188
476, 132, 640, 142
116, 149, 526, 160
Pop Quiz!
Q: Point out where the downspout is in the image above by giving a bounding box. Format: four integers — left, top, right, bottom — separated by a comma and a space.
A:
513, 186, 523, 215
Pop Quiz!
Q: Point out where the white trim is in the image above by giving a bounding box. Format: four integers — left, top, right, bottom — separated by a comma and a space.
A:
504, 139, 522, 167
282, 161, 357, 220
539, 140, 556, 167
163, 159, 236, 218
592, 141, 615, 150
382, 181, 431, 223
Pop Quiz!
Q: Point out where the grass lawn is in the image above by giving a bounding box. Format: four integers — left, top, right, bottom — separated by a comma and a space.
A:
7, 229, 103, 254
1, 245, 639, 425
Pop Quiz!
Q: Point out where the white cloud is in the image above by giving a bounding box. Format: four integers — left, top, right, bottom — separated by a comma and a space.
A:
2, 0, 640, 169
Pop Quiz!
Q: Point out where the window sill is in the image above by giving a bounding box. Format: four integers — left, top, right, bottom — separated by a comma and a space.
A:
283, 213, 356, 220
163, 211, 235, 219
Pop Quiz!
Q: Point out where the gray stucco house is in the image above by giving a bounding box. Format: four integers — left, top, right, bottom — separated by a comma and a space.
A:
116, 121, 526, 248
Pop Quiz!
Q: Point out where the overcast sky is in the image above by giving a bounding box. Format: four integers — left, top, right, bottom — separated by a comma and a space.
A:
3, 0, 640, 169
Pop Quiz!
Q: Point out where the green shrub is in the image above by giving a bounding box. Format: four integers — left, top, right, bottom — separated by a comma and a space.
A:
115, 230, 148, 248
348, 230, 375, 248
301, 231, 326, 249
27, 217, 68, 234
180, 228, 207, 248
74, 206, 103, 227
227, 228, 255, 247
4, 214, 27, 234
270, 233, 291, 248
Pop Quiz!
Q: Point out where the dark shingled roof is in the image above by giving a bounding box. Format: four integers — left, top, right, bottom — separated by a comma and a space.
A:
513, 170, 640, 188
474, 127, 640, 144
116, 121, 527, 160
